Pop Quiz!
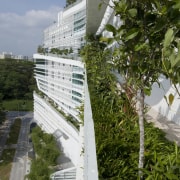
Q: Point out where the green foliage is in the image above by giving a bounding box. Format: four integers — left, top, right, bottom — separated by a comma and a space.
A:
66, 0, 77, 7
0, 111, 6, 125
162, 27, 180, 87
82, 35, 180, 179
101, 0, 180, 177
27, 160, 51, 180
31, 126, 60, 164
0, 59, 36, 100
66, 114, 80, 129
28, 126, 60, 179
103, 0, 180, 94
2, 99, 33, 111
0, 149, 16, 166
50, 48, 73, 55
6, 118, 21, 144
37, 45, 46, 54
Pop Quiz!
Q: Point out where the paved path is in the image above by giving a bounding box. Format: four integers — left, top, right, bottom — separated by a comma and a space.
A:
9, 112, 33, 180
146, 108, 180, 146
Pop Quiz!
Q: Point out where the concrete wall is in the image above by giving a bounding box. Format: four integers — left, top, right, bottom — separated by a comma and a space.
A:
33, 92, 79, 165
86, 0, 108, 34
145, 76, 180, 124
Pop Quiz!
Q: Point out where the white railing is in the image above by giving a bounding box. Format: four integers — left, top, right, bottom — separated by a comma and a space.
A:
50, 167, 76, 180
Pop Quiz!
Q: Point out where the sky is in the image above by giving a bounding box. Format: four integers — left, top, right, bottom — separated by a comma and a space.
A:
0, 0, 66, 56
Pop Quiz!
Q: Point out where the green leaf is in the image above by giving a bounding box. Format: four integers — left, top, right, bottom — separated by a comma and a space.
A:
105, 24, 117, 36
163, 28, 174, 48
125, 28, 139, 41
162, 60, 171, 71
100, 37, 114, 44
144, 87, 151, 96
128, 8, 137, 17
173, 1, 180, 9
115, 0, 127, 13
153, 17, 167, 34
168, 93, 174, 106
134, 43, 148, 51
170, 53, 180, 68
164, 172, 179, 180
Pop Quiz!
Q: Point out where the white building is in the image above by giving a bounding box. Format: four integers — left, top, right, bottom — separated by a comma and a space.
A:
43, 0, 86, 53
33, 0, 107, 179
0, 52, 12, 59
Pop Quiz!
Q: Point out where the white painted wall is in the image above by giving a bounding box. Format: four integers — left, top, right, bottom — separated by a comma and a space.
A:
145, 76, 180, 124
34, 92, 80, 165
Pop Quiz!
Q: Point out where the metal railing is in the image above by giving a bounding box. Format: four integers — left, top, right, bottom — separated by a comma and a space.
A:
50, 167, 76, 180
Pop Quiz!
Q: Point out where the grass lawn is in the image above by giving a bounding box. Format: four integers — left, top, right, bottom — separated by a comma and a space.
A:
0, 163, 12, 180
2, 99, 33, 111
0, 149, 15, 180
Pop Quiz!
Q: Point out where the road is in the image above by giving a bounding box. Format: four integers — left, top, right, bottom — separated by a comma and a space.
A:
9, 111, 33, 180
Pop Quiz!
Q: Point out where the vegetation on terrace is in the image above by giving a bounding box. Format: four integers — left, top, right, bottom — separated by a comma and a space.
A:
27, 126, 60, 180
81, 35, 180, 179
65, 0, 78, 8
36, 90, 80, 130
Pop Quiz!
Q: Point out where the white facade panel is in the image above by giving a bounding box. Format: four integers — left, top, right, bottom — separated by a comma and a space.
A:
34, 92, 79, 165
34, 54, 85, 120
145, 77, 180, 124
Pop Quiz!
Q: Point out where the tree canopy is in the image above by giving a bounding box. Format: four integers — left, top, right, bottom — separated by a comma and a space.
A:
0, 59, 36, 100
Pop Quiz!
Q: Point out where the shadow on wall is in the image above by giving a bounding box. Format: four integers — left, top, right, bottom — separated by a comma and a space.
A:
145, 75, 171, 106
145, 76, 180, 124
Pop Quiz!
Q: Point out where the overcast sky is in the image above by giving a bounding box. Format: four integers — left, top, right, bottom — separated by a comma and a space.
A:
0, 0, 66, 56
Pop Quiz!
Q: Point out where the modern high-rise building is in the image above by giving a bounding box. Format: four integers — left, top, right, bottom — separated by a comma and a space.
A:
33, 0, 107, 179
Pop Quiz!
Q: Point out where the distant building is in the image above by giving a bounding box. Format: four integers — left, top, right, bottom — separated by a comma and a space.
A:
0, 52, 32, 61
13, 55, 29, 60
0, 52, 12, 59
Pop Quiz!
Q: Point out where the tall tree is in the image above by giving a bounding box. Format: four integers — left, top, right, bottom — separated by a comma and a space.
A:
102, 0, 180, 178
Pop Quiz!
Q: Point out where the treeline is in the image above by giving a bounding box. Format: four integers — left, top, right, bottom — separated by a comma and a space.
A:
0, 59, 36, 101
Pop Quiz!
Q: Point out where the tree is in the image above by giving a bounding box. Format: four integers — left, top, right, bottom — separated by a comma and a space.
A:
101, 0, 180, 178
82, 33, 180, 179
0, 59, 35, 100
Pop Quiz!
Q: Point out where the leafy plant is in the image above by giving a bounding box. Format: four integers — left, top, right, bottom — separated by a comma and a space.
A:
100, 1, 180, 178
81, 34, 180, 179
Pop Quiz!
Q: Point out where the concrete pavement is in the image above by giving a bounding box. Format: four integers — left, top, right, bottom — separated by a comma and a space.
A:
146, 107, 180, 146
